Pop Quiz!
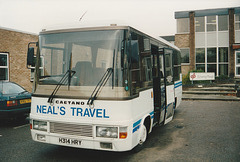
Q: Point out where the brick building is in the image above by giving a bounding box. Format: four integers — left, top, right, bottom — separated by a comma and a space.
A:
0, 27, 38, 91
174, 7, 240, 78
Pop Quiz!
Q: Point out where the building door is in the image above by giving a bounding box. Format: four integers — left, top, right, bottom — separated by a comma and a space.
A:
236, 51, 240, 77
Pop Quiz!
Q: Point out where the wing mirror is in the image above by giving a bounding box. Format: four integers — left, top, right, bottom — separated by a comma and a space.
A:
27, 42, 38, 68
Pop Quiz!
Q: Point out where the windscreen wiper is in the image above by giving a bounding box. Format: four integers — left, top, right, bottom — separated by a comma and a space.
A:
18, 90, 28, 95
48, 70, 76, 104
87, 68, 113, 107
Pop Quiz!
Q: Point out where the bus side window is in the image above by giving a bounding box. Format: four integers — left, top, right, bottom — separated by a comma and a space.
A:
130, 40, 140, 95
140, 55, 152, 88
165, 52, 174, 85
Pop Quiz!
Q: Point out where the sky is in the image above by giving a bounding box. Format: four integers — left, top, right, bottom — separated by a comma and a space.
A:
0, 0, 240, 37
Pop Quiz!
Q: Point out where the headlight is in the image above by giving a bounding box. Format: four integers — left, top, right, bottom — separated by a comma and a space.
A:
96, 126, 118, 138
33, 120, 47, 132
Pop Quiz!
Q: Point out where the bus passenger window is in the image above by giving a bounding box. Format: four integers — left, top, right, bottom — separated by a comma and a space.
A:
141, 55, 152, 88
165, 52, 173, 85
129, 39, 140, 95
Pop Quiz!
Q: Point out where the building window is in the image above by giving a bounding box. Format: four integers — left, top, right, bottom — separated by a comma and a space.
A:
235, 14, 240, 30
236, 52, 240, 76
207, 48, 216, 63
196, 64, 205, 72
207, 64, 216, 73
219, 64, 228, 76
207, 48, 217, 74
196, 47, 228, 75
195, 17, 205, 32
219, 47, 228, 76
235, 14, 240, 43
177, 18, 189, 33
218, 15, 228, 31
196, 48, 205, 72
196, 48, 205, 63
219, 47, 228, 62
195, 14, 229, 76
0, 53, 9, 81
207, 16, 216, 32
180, 48, 189, 64
173, 50, 181, 81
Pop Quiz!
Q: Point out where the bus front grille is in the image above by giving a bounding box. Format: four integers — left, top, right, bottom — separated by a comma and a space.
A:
50, 122, 93, 137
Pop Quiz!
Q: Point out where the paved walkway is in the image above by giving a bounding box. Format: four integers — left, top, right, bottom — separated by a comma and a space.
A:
182, 84, 240, 101
183, 94, 240, 101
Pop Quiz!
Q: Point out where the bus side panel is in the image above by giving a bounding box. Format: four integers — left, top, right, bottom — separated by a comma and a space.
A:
130, 89, 154, 148
174, 78, 182, 108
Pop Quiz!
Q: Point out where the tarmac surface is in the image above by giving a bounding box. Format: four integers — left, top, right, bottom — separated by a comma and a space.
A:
1, 100, 240, 161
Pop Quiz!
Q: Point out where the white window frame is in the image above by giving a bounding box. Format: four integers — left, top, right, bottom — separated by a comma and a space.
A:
218, 15, 229, 31
0, 52, 9, 81
206, 15, 217, 32
195, 16, 205, 33
180, 48, 190, 65
235, 13, 240, 43
195, 15, 229, 76
235, 13, 240, 30
235, 51, 240, 77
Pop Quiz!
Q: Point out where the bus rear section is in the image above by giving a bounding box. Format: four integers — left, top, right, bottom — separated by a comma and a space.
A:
27, 25, 182, 152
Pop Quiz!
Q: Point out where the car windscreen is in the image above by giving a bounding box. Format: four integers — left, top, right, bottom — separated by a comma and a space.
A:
0, 82, 26, 95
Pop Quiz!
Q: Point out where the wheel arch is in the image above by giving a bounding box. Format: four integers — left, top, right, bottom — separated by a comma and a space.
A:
142, 115, 151, 134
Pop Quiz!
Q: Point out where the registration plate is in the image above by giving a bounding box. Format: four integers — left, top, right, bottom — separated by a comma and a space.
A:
59, 138, 82, 145
20, 99, 31, 104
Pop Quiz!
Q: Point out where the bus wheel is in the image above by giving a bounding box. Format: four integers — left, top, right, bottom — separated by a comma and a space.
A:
139, 125, 147, 145
133, 124, 148, 152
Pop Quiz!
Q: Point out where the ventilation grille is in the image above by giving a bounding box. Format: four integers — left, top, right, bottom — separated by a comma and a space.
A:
50, 122, 93, 137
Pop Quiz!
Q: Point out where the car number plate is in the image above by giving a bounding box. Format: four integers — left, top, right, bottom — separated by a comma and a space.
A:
59, 138, 81, 145
20, 99, 31, 104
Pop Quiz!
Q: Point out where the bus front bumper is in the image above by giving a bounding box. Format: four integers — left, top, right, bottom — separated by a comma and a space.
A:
31, 130, 133, 152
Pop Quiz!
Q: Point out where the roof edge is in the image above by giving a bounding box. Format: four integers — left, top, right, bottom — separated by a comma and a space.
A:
0, 26, 38, 36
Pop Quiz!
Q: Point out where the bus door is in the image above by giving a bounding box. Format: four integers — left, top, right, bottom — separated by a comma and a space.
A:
152, 45, 165, 124
163, 48, 175, 124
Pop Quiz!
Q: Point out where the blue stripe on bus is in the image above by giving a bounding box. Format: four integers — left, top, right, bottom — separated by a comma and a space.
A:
150, 111, 154, 119
133, 119, 141, 128
174, 81, 182, 88
133, 125, 140, 133
133, 119, 142, 133
174, 81, 182, 89
132, 104, 174, 133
